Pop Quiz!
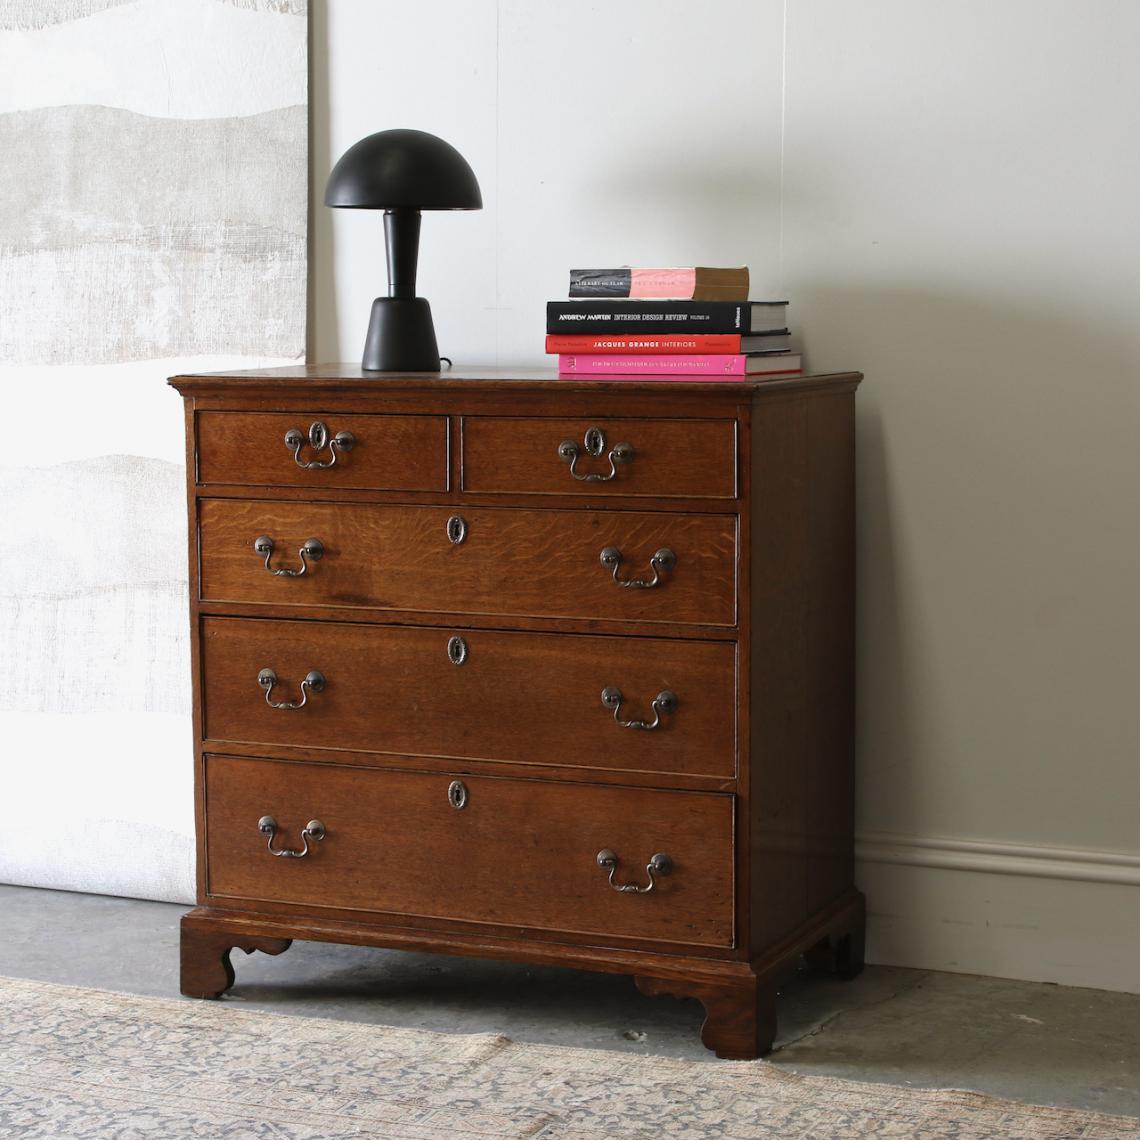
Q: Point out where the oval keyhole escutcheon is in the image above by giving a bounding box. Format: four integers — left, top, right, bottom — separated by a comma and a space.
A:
308, 420, 329, 451
448, 780, 468, 810
447, 635, 468, 666
447, 515, 467, 545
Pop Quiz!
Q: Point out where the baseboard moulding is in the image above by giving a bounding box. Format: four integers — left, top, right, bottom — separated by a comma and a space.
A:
856, 832, 1140, 994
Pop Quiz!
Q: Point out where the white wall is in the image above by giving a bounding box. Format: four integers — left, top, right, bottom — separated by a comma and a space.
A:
0, 0, 308, 904
312, 0, 785, 363
782, 0, 1140, 992
314, 0, 1140, 991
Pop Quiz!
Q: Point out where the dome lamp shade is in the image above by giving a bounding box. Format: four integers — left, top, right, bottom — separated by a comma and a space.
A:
325, 129, 482, 371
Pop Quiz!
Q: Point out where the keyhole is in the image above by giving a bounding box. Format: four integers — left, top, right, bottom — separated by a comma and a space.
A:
584, 426, 606, 457
447, 515, 467, 545
448, 780, 468, 810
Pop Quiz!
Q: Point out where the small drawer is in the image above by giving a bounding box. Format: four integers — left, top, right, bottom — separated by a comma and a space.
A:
198, 499, 737, 627
461, 417, 737, 499
204, 755, 735, 947
196, 411, 448, 491
202, 617, 737, 779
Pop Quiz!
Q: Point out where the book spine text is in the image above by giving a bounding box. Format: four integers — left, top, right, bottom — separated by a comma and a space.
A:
547, 300, 750, 334
546, 334, 743, 354
558, 354, 748, 376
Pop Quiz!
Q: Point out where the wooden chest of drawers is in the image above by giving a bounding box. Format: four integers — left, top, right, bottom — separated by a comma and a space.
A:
171, 365, 864, 1059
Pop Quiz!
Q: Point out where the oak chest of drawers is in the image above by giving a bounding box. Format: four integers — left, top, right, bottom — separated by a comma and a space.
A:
171, 365, 864, 1058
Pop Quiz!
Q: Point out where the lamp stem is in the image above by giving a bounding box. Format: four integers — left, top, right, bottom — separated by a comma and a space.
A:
384, 208, 421, 299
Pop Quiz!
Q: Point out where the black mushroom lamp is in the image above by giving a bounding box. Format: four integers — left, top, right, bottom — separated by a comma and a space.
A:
325, 129, 483, 371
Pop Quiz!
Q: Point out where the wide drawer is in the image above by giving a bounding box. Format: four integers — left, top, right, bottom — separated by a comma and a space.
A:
199, 499, 737, 627
201, 617, 737, 778
196, 411, 448, 491
204, 755, 735, 947
461, 416, 737, 499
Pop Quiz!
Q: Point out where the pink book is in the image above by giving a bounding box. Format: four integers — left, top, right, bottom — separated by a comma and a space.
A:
557, 353, 802, 377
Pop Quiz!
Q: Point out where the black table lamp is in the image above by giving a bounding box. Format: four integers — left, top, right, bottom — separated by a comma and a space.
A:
325, 129, 483, 371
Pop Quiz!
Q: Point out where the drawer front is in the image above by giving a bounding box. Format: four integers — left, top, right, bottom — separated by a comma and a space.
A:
196, 411, 448, 491
205, 755, 735, 947
202, 617, 736, 778
462, 417, 737, 499
199, 499, 737, 627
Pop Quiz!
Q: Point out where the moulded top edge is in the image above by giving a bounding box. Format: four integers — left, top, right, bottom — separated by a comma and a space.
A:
168, 366, 862, 399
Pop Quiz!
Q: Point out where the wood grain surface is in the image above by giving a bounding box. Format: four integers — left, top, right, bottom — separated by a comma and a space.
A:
748, 391, 857, 954
196, 411, 448, 491
175, 368, 864, 1059
204, 755, 735, 947
201, 616, 737, 778
198, 499, 736, 627
461, 415, 737, 498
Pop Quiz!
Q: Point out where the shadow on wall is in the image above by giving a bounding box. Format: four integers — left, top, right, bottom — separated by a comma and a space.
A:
308, 0, 338, 363
791, 284, 1139, 861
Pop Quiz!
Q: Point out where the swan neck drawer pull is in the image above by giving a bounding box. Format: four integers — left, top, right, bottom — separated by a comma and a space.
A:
596, 848, 673, 894
558, 427, 633, 482
253, 535, 324, 577
599, 546, 675, 589
600, 686, 677, 730
284, 420, 355, 469
257, 668, 326, 710
258, 815, 325, 858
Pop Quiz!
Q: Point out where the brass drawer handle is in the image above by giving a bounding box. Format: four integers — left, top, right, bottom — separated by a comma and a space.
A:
596, 848, 673, 894
558, 426, 633, 482
284, 420, 355, 469
599, 546, 676, 589
258, 815, 325, 858
601, 686, 677, 730
257, 668, 326, 710
253, 535, 324, 577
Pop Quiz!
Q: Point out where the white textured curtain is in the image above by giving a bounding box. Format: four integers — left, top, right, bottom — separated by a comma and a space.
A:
0, 0, 308, 902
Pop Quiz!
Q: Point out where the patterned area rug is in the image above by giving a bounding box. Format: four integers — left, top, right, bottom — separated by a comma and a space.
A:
1, 977, 1136, 1139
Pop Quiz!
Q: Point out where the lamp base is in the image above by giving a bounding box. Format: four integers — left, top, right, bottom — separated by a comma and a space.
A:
362, 297, 441, 372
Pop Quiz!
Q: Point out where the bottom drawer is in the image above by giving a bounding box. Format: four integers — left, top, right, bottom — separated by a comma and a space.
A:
204, 755, 735, 949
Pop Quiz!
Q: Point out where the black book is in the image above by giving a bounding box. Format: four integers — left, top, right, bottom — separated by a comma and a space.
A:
546, 299, 788, 335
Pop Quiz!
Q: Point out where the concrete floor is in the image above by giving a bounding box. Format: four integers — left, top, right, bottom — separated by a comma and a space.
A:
1, 883, 1137, 1119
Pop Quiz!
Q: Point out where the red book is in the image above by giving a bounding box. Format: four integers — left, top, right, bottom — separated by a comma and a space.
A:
557, 353, 802, 377
545, 332, 791, 355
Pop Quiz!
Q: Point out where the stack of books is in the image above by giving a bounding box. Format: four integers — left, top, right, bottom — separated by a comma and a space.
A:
546, 266, 800, 379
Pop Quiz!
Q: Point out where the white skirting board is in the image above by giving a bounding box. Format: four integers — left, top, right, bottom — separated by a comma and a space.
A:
858, 832, 1140, 994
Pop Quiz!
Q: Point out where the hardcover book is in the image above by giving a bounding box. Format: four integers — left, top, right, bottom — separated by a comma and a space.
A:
557, 353, 803, 377
569, 266, 749, 301
545, 332, 792, 354
547, 300, 788, 336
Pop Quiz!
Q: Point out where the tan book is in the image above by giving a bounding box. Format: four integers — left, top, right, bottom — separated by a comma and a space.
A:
569, 266, 750, 301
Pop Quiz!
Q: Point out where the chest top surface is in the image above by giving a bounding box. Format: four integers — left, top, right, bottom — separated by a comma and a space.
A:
169, 363, 860, 401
